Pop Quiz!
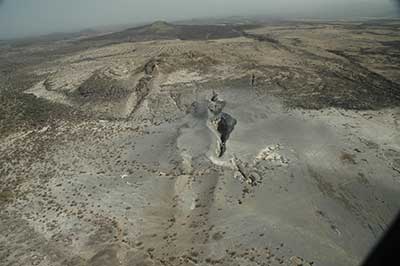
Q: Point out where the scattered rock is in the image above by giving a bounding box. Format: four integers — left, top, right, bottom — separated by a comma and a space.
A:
255, 144, 289, 166
290, 256, 313, 266
232, 157, 257, 185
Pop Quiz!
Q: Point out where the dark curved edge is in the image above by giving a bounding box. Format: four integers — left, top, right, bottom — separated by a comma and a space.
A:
361, 212, 400, 266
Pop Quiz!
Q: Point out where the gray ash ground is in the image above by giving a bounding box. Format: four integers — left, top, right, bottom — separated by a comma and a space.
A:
1, 19, 400, 266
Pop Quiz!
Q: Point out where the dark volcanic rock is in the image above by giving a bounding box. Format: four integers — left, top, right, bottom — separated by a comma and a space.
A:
208, 92, 237, 157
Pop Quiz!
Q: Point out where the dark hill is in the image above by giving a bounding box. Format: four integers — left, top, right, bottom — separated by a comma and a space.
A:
81, 21, 243, 44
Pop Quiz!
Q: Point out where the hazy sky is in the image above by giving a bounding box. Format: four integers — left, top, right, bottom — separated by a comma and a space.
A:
0, 0, 398, 39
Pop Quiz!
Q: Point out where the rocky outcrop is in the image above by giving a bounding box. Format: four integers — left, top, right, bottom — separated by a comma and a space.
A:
207, 92, 237, 157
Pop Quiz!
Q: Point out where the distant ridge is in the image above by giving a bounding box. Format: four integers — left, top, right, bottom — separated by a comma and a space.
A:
81, 20, 245, 44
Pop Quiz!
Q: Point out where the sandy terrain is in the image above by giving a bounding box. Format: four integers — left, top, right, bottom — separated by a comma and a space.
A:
1, 19, 400, 266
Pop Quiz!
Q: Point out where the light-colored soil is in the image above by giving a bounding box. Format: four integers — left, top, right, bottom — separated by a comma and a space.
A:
1, 19, 400, 266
